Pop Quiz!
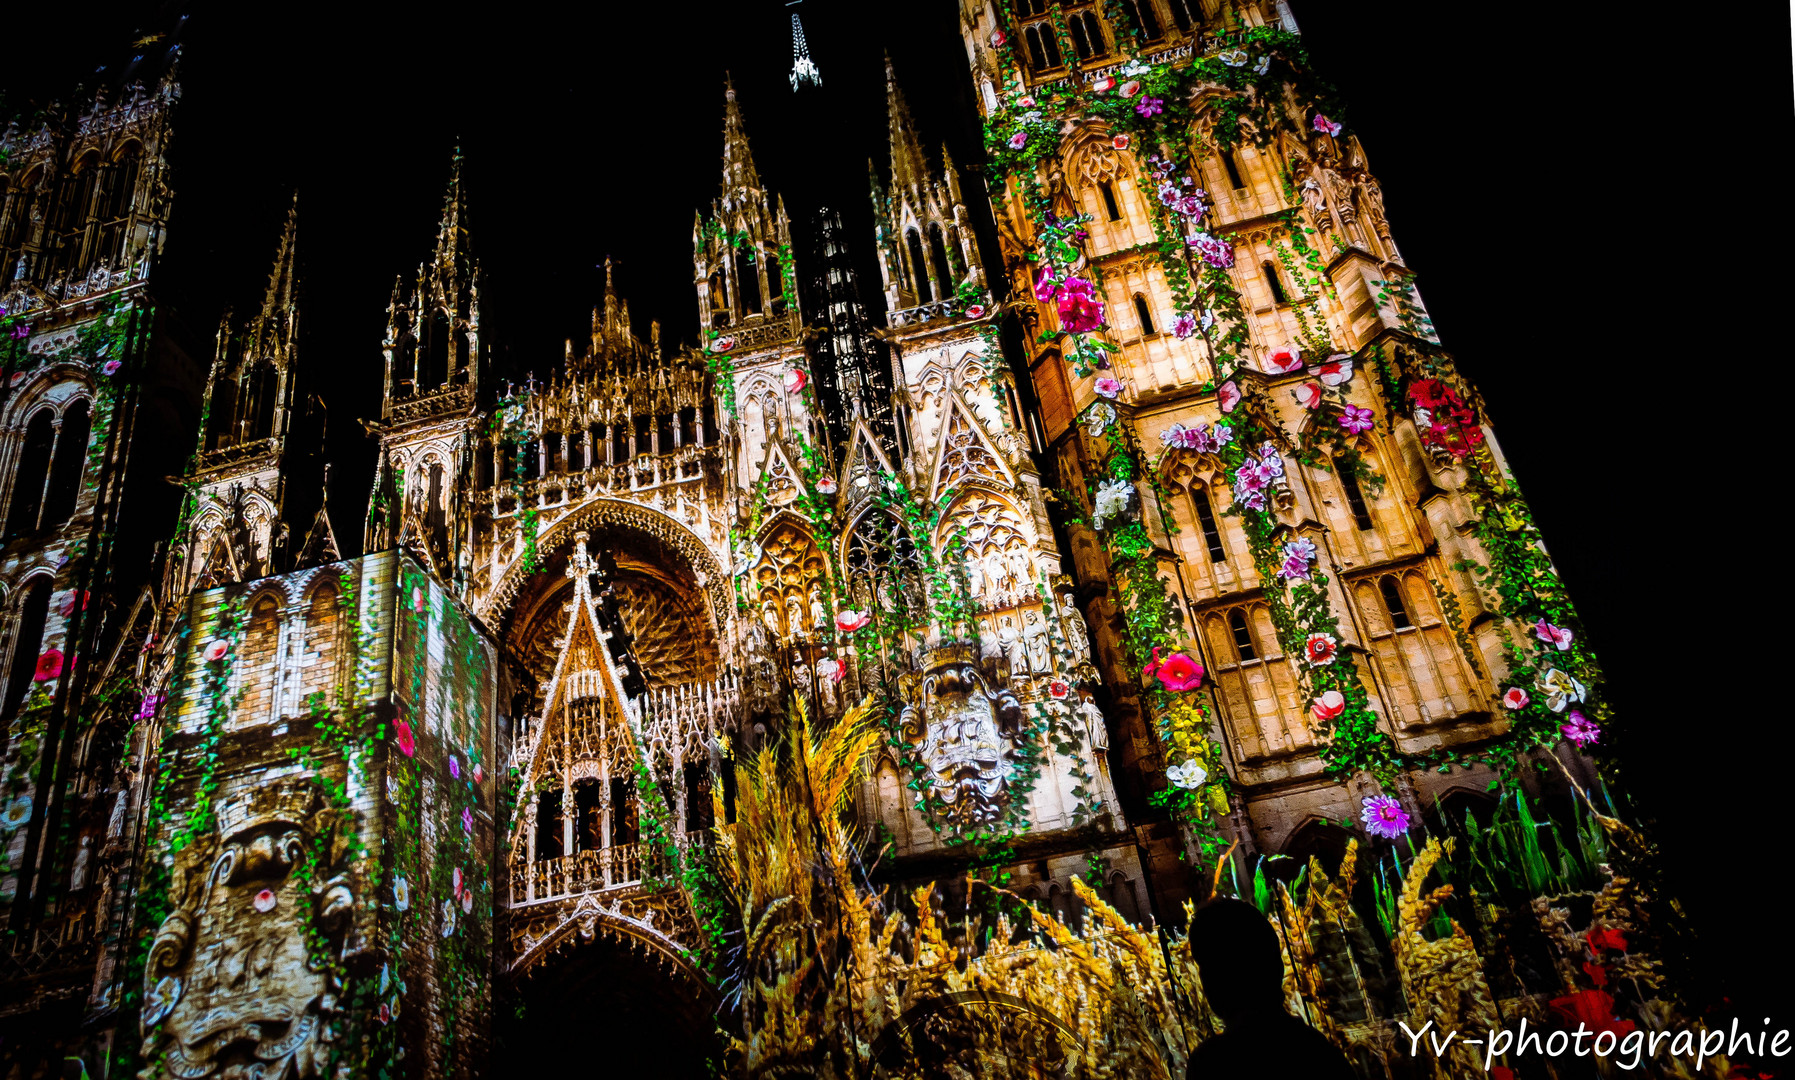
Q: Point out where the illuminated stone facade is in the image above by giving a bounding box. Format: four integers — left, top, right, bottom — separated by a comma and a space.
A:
0, 4, 1613, 1076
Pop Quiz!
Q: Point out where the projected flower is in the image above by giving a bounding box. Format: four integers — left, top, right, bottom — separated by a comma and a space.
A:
1266, 343, 1303, 373
1561, 710, 1600, 747
202, 639, 230, 663
1093, 376, 1121, 399
1533, 618, 1574, 651
1166, 760, 1208, 789
1091, 478, 1134, 530
1537, 667, 1587, 713
1501, 687, 1530, 710
1171, 312, 1197, 339
393, 876, 410, 911
1008, 131, 1028, 149
1057, 278, 1105, 333
1339, 404, 1375, 434
1218, 48, 1248, 66
1312, 114, 1343, 136
1146, 648, 1204, 692
1302, 632, 1338, 667
1135, 96, 1164, 118
834, 609, 871, 633
1, 797, 31, 831
1361, 794, 1410, 839
1189, 232, 1234, 269
34, 649, 64, 682
253, 889, 278, 913
1112, 134, 1130, 150
1295, 382, 1323, 410
1216, 380, 1241, 413
784, 368, 807, 395
394, 718, 417, 758
1311, 690, 1346, 722
815, 475, 838, 494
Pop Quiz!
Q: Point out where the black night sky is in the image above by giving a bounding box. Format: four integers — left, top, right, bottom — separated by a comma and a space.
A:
6, 0, 1788, 1019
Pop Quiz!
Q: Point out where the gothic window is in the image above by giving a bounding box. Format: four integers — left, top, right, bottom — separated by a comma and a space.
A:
573, 779, 604, 852
1098, 180, 1122, 221
3, 577, 52, 720
1022, 24, 1063, 72
612, 421, 630, 463
1167, 0, 1198, 33
634, 414, 652, 456
535, 788, 565, 860
708, 271, 729, 327
905, 228, 932, 303
301, 580, 340, 703
676, 407, 694, 448
1122, 0, 1163, 40
701, 397, 717, 446
752, 521, 826, 644
1222, 151, 1246, 190
1262, 260, 1288, 305
657, 413, 675, 454
454, 325, 471, 380
244, 362, 278, 441
567, 428, 586, 470
1379, 576, 1413, 630
1336, 457, 1374, 530
1227, 607, 1257, 661
845, 510, 927, 629
6, 409, 56, 537
392, 336, 417, 395
421, 310, 450, 389
927, 223, 954, 296
101, 142, 141, 222
40, 398, 91, 529
1067, 10, 1107, 60
1190, 486, 1225, 562
542, 432, 562, 474
1133, 293, 1156, 335
56, 152, 100, 235
234, 593, 282, 726
420, 460, 449, 563
1013, 0, 1047, 13
683, 762, 714, 831
5, 168, 43, 251
765, 255, 786, 315
610, 775, 639, 845
734, 249, 762, 316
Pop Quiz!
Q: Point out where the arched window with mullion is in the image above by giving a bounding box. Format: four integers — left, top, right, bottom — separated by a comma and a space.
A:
40, 399, 91, 529
6, 409, 56, 537
905, 228, 932, 303
2, 578, 52, 720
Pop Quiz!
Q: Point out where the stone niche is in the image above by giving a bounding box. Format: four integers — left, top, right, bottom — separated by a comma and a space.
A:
138, 552, 499, 1080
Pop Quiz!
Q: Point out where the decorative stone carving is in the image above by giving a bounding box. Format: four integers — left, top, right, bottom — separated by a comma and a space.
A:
900, 648, 1026, 830
139, 776, 355, 1080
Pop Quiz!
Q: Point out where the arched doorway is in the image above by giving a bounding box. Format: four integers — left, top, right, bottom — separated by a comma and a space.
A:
499, 914, 721, 1078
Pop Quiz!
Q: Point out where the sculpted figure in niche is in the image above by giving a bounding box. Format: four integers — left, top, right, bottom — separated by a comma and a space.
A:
998, 616, 1027, 676
1060, 596, 1092, 664
1079, 690, 1109, 753
139, 777, 355, 1080
900, 657, 1027, 830
1024, 609, 1051, 674
785, 594, 807, 641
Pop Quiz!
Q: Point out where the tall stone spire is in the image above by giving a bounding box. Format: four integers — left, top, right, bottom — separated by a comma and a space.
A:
719, 75, 762, 206
789, 4, 821, 91
256, 191, 299, 335
885, 55, 929, 195
436, 143, 469, 265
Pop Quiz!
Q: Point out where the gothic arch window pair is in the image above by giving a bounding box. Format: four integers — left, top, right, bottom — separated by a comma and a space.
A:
1014, 0, 1064, 72
1119, 0, 1162, 42
734, 248, 763, 317
904, 227, 933, 303
232, 578, 343, 729
1066, 8, 1108, 61
6, 397, 92, 538
205, 363, 278, 449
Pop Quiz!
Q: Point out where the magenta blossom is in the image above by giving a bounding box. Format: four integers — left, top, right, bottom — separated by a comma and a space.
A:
1134, 96, 1165, 118
1093, 376, 1121, 399
1501, 686, 1530, 710
1034, 265, 1059, 302
1216, 380, 1241, 413
102, 359, 122, 376
1189, 233, 1234, 269
1174, 194, 1207, 219
1158, 182, 1181, 207
1058, 282, 1105, 333
1361, 794, 1410, 839
1339, 404, 1375, 434
1008, 131, 1028, 150
1561, 711, 1600, 747
1170, 312, 1198, 339
1312, 114, 1343, 137
1534, 618, 1574, 651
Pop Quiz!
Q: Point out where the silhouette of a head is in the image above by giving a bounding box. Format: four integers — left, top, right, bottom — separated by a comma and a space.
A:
1189, 897, 1285, 1022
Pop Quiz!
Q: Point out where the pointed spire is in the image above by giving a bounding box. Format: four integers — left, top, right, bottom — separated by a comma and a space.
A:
719, 74, 762, 203
436, 143, 469, 265
258, 191, 299, 327
789, 6, 821, 91
885, 54, 929, 194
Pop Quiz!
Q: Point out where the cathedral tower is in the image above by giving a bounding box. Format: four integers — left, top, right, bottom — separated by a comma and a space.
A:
173, 196, 328, 594
365, 150, 486, 586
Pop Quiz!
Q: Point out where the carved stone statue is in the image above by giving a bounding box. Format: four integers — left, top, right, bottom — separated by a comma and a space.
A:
808, 583, 826, 628
998, 616, 1027, 676
1024, 610, 1051, 674
1079, 691, 1109, 753
900, 650, 1027, 830
1060, 597, 1092, 664
785, 594, 806, 641
140, 777, 354, 1080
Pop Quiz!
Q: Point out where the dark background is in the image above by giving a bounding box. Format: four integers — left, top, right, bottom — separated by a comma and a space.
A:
6, 0, 1788, 1025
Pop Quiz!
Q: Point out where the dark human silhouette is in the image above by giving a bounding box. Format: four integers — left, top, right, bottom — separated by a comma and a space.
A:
1186, 898, 1358, 1080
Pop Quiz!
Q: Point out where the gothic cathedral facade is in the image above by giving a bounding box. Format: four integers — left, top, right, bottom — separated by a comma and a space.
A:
0, 2, 1614, 1077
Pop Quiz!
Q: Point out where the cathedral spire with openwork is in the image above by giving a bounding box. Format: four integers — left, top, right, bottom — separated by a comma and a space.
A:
788, 3, 821, 91
885, 53, 930, 196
